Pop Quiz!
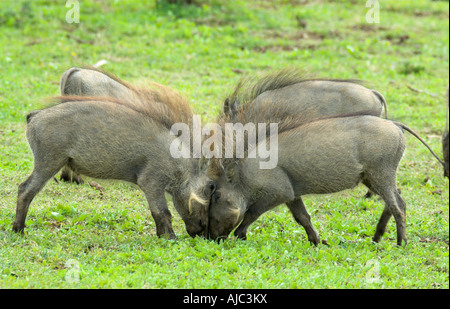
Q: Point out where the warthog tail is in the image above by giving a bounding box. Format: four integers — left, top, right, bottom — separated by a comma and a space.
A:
394, 121, 445, 167
372, 89, 388, 119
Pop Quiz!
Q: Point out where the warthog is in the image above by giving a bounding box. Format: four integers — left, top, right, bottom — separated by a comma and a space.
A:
13, 83, 215, 239
443, 85, 449, 178
206, 111, 444, 246
223, 67, 388, 121
222, 68, 388, 198
60, 66, 137, 101
205, 71, 444, 246
58, 67, 144, 184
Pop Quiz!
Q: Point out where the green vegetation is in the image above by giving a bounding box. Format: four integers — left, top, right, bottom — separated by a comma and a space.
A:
0, 0, 448, 288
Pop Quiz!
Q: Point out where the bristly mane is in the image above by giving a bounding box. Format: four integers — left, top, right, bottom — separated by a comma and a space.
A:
53, 70, 193, 131
207, 110, 381, 177
225, 67, 364, 109
217, 67, 370, 137
209, 67, 372, 173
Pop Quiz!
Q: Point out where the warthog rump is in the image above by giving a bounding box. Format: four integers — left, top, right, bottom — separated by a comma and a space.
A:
58, 67, 149, 184
223, 67, 388, 122
60, 66, 137, 101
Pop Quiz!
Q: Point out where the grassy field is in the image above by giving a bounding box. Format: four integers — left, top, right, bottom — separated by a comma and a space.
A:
0, 0, 448, 289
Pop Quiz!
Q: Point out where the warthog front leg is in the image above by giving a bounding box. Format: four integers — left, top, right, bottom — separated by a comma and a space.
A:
233, 199, 278, 240
286, 197, 320, 246
233, 206, 261, 240
139, 184, 176, 240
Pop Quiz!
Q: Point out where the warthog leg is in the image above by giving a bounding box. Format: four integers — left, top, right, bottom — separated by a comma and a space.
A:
286, 197, 320, 246
139, 182, 176, 240
365, 179, 407, 246
13, 160, 65, 233
233, 202, 270, 240
373, 207, 392, 243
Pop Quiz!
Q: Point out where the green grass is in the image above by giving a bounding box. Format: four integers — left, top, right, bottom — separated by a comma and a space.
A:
0, 0, 448, 288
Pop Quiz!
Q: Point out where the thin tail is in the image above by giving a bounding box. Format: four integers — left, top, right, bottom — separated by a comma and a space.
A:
372, 89, 388, 119
394, 121, 445, 167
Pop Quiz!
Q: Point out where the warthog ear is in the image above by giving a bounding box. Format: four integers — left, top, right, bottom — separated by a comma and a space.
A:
223, 98, 239, 119
225, 160, 239, 183
223, 98, 231, 114
223, 98, 236, 115
199, 156, 210, 171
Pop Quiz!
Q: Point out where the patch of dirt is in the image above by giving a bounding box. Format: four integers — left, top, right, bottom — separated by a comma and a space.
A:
351, 24, 390, 32
419, 237, 449, 245
383, 33, 410, 45
250, 29, 342, 53
261, 29, 342, 40
252, 43, 319, 53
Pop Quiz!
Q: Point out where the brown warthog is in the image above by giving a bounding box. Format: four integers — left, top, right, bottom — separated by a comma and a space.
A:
13, 83, 215, 239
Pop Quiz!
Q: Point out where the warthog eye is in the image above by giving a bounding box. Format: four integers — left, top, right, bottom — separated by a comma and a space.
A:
204, 181, 217, 196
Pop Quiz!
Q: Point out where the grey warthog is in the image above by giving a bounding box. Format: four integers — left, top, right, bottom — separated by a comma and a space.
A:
443, 85, 449, 178
223, 67, 388, 122
204, 72, 444, 245
13, 83, 215, 239
222, 68, 389, 198
60, 66, 138, 101
206, 111, 444, 246
58, 67, 145, 184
